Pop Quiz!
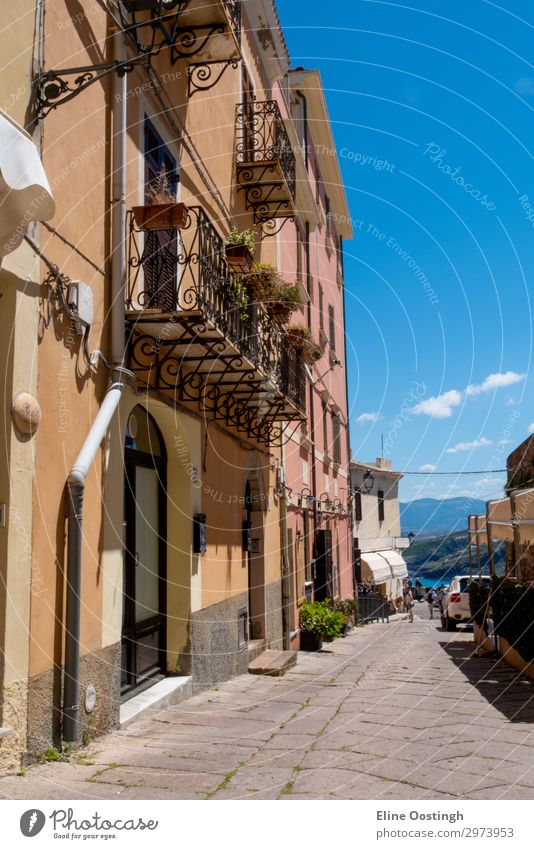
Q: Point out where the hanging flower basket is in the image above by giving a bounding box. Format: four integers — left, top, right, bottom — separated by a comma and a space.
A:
132, 202, 189, 231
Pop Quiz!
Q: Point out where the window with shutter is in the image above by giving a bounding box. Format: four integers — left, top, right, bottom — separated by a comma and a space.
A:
332, 412, 341, 464
354, 491, 362, 522
378, 490, 385, 522
143, 119, 178, 310
328, 304, 335, 351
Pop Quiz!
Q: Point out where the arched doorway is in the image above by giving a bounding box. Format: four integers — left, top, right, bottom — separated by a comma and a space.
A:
121, 406, 167, 698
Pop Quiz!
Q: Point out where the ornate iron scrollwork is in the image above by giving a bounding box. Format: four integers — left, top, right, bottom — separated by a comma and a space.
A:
118, 0, 187, 55
125, 204, 306, 444
259, 216, 296, 238
34, 60, 145, 118
187, 60, 240, 96
235, 99, 296, 223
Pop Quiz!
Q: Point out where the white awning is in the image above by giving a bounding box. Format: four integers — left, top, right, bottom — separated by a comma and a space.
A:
361, 552, 392, 584
0, 109, 55, 257
379, 549, 408, 579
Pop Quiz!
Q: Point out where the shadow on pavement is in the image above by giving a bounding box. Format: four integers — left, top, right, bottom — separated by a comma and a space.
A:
439, 637, 534, 723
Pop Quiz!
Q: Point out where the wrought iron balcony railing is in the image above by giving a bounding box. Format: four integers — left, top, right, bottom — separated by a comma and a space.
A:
125, 205, 305, 442
235, 100, 296, 224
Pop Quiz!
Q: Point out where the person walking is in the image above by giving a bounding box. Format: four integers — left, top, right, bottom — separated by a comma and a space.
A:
404, 586, 414, 623
426, 588, 436, 619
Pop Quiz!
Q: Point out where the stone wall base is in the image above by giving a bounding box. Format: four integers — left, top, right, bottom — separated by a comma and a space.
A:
26, 642, 121, 759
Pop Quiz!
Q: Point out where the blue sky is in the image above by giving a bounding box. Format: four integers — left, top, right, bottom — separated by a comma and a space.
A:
278, 0, 534, 502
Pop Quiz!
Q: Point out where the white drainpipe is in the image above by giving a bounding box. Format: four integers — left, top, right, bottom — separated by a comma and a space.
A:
63, 30, 128, 742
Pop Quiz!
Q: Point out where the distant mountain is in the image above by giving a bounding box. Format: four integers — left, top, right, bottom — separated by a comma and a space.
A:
404, 531, 505, 582
400, 497, 486, 537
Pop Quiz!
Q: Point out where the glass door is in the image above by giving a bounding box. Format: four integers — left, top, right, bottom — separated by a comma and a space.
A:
122, 408, 166, 698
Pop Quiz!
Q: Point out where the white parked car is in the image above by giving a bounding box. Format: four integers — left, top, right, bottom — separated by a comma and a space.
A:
440, 575, 491, 631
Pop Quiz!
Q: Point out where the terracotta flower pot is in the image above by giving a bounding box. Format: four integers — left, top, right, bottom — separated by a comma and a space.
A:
132, 202, 189, 231
225, 244, 253, 274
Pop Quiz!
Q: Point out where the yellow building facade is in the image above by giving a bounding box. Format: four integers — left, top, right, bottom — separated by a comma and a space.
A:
0, 0, 353, 768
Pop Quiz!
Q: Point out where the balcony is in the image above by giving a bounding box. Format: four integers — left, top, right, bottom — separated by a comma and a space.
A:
125, 206, 306, 443
171, 0, 241, 64
119, 1, 241, 66
235, 100, 296, 225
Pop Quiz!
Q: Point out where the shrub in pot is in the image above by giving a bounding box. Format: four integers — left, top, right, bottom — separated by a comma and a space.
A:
224, 226, 255, 274
247, 263, 301, 324
333, 598, 358, 631
132, 165, 188, 231
286, 324, 323, 364
299, 600, 345, 651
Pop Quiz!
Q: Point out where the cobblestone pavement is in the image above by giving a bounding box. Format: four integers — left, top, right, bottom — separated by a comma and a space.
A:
3, 605, 534, 800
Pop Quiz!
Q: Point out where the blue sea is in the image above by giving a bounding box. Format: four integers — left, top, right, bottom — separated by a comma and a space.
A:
409, 575, 450, 589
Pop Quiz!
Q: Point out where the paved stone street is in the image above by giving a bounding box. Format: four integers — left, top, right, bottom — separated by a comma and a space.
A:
3, 606, 534, 800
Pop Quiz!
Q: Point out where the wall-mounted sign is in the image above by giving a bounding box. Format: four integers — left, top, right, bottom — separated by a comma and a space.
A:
193, 513, 207, 553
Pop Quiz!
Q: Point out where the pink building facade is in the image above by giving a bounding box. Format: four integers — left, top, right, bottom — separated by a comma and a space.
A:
275, 69, 354, 643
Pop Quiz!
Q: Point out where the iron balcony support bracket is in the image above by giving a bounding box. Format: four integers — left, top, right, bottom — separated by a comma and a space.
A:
170, 24, 225, 62
34, 58, 148, 118
259, 215, 295, 238
187, 60, 240, 97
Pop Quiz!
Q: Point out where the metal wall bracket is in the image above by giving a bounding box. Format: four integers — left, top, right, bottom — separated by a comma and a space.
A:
259, 216, 295, 238
34, 58, 148, 118
187, 60, 239, 97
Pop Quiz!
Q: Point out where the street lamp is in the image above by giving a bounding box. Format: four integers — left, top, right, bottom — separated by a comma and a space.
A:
363, 469, 374, 493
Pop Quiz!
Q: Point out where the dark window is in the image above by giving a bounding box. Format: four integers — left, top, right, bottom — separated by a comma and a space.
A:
242, 66, 255, 158
332, 413, 341, 464
322, 400, 328, 455
296, 225, 303, 283
354, 491, 362, 522
328, 304, 335, 351
325, 195, 335, 241
378, 490, 385, 522
318, 283, 324, 331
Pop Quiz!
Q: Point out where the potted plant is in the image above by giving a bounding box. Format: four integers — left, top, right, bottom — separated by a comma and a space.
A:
248, 263, 301, 324
333, 598, 358, 633
299, 600, 345, 651
224, 226, 255, 274
132, 165, 188, 231
286, 324, 323, 364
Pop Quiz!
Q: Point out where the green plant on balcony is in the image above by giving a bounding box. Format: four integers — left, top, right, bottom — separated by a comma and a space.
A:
132, 165, 188, 231
224, 226, 256, 274
248, 263, 301, 324
230, 274, 250, 321
285, 324, 323, 365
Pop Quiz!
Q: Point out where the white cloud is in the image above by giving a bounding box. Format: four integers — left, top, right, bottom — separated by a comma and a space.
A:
412, 390, 462, 419
356, 412, 380, 424
419, 463, 436, 472
453, 477, 506, 499
465, 371, 526, 397
528, 423, 534, 435
446, 438, 492, 454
